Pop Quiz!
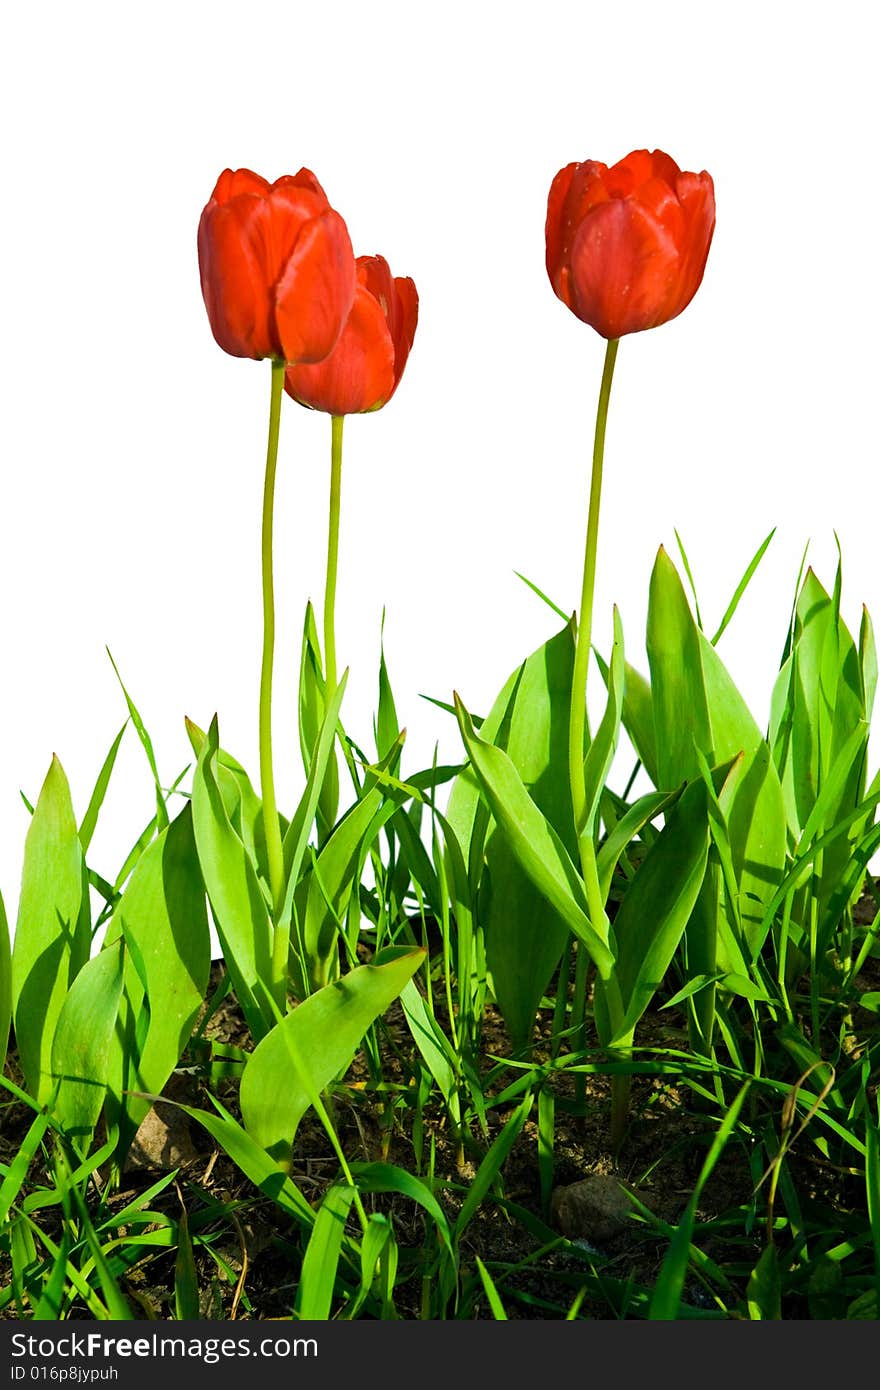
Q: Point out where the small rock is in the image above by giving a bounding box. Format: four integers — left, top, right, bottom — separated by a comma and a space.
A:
550, 1173, 635, 1243
125, 1101, 199, 1172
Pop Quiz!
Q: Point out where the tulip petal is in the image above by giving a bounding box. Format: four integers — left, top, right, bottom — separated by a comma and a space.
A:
388, 276, 419, 397
358, 256, 419, 397
211, 168, 272, 203
272, 167, 328, 199
670, 172, 716, 317
606, 149, 682, 198
546, 162, 610, 308
285, 283, 395, 415
569, 198, 680, 338
198, 194, 279, 359
274, 209, 356, 365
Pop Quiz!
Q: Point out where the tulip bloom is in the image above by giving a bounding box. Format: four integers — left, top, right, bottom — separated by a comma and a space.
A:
545, 149, 715, 340
284, 255, 418, 415
198, 167, 356, 363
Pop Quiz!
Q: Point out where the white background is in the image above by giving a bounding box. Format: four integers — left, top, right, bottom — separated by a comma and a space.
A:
1, 1, 878, 926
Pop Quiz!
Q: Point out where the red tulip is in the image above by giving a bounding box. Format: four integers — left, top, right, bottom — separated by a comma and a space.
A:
545, 149, 715, 340
198, 167, 357, 363
284, 255, 418, 415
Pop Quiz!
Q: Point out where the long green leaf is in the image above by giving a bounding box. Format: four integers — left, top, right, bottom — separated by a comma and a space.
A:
103, 805, 209, 1161
582, 606, 624, 836
106, 649, 168, 833
239, 947, 425, 1160
479, 624, 579, 1049
51, 939, 125, 1149
294, 1183, 357, 1319
455, 697, 614, 978
647, 547, 785, 957
0, 887, 10, 1075
595, 779, 710, 1043
11, 757, 89, 1102
79, 720, 128, 853
179, 1096, 315, 1228
191, 716, 275, 1039
710, 527, 776, 647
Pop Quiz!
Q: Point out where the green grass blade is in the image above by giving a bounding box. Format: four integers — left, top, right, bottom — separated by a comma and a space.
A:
294, 1183, 357, 1319
31, 1231, 71, 1320
648, 1083, 749, 1319
79, 720, 128, 853
453, 1092, 534, 1242
513, 571, 569, 621
350, 1161, 455, 1263
674, 529, 704, 631
174, 1202, 200, 1321
710, 528, 776, 647
106, 649, 168, 832
475, 1256, 509, 1318
0, 1110, 52, 1225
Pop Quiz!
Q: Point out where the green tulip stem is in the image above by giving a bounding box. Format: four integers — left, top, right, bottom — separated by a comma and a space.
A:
324, 415, 344, 703
569, 336, 619, 847
259, 360, 287, 950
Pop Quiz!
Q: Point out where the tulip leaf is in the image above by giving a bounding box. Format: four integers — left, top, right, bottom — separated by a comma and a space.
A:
51, 938, 126, 1150
769, 566, 872, 922
186, 718, 277, 892
11, 757, 90, 1103
596, 787, 682, 904
292, 732, 406, 993
455, 696, 614, 980
0, 888, 11, 1076
191, 716, 275, 1039
859, 606, 877, 723
448, 624, 580, 1049
481, 625, 580, 1048
399, 979, 461, 1122
582, 607, 625, 837
647, 547, 786, 958
445, 662, 520, 887
102, 804, 210, 1162
281, 671, 349, 895
239, 946, 425, 1162
375, 614, 400, 761
298, 600, 340, 839
594, 778, 710, 1044
178, 1095, 315, 1229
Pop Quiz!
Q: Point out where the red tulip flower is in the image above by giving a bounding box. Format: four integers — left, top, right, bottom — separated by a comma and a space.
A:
198, 167, 357, 363
284, 255, 418, 415
545, 149, 715, 340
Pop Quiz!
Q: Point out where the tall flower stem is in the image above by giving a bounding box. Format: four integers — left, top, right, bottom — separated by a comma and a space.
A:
568, 338, 621, 1126
568, 336, 619, 844
259, 360, 287, 947
314, 414, 345, 839
324, 415, 344, 702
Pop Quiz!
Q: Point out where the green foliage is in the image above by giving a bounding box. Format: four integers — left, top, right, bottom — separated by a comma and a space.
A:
11, 757, 90, 1103
239, 946, 424, 1160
